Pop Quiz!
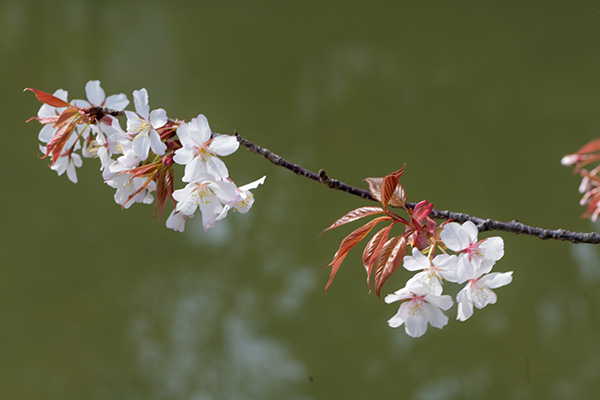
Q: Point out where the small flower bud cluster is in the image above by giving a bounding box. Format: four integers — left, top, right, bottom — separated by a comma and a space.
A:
385, 220, 512, 338
562, 140, 600, 221
27, 81, 265, 232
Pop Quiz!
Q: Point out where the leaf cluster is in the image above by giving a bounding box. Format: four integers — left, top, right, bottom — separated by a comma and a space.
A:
322, 166, 443, 297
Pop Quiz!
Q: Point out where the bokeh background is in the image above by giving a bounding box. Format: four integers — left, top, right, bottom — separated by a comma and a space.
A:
2, 0, 600, 399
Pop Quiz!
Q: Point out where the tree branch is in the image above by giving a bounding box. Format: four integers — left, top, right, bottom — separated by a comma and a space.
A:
234, 132, 600, 245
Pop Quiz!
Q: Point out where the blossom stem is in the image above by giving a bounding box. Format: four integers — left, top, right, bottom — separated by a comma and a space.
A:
233, 132, 600, 245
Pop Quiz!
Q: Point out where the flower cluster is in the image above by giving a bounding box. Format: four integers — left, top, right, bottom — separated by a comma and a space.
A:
562, 140, 600, 221
323, 169, 513, 338
386, 221, 512, 337
27, 81, 265, 232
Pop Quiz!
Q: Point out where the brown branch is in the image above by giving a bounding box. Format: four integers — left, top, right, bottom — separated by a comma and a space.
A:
234, 132, 600, 245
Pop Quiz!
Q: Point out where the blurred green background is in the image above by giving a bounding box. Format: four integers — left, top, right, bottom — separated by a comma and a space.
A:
2, 0, 600, 399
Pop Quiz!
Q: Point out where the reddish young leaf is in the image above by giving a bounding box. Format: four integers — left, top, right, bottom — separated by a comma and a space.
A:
123, 175, 155, 209
44, 116, 79, 162
362, 225, 391, 273
321, 206, 385, 234
387, 183, 406, 208
154, 166, 174, 220
24, 88, 71, 108
381, 166, 406, 206
411, 200, 433, 225
125, 161, 161, 178
381, 172, 400, 208
362, 223, 393, 289
36, 116, 60, 125
54, 107, 79, 127
366, 165, 407, 208
374, 235, 407, 298
325, 216, 392, 291
365, 176, 383, 203
577, 138, 600, 155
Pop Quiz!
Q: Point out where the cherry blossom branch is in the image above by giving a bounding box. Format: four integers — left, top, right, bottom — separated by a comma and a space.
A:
234, 132, 600, 245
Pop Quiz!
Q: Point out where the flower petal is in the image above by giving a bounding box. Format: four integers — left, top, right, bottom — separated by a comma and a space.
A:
387, 307, 405, 328
239, 176, 266, 192
456, 289, 473, 321
85, 80, 105, 106
424, 293, 453, 310
462, 221, 479, 243
210, 135, 239, 156
424, 303, 449, 329
133, 89, 149, 119
132, 134, 150, 160
440, 222, 471, 251
149, 130, 166, 155
480, 271, 513, 289
406, 272, 443, 296
104, 93, 129, 111
166, 210, 188, 232
384, 288, 412, 304
479, 236, 504, 261
173, 147, 194, 166
66, 163, 78, 183
194, 114, 212, 144
404, 310, 428, 338
205, 156, 230, 180
403, 249, 430, 271
176, 122, 192, 148
150, 108, 167, 129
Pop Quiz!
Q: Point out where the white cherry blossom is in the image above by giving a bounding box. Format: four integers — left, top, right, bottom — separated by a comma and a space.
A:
102, 133, 142, 181
105, 174, 156, 209
125, 88, 167, 160
216, 176, 266, 222
455, 259, 513, 321
173, 115, 239, 182
403, 249, 458, 296
440, 221, 504, 278
173, 175, 242, 231
385, 281, 453, 338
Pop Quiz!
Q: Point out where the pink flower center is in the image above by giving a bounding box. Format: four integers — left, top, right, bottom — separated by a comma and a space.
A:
408, 295, 425, 316
460, 241, 484, 261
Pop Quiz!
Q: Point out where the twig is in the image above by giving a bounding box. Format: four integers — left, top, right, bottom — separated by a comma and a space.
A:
234, 132, 600, 245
